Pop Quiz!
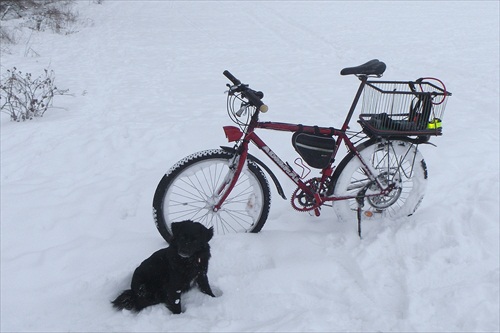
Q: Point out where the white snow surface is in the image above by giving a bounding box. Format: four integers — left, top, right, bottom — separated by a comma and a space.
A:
1, 1, 499, 332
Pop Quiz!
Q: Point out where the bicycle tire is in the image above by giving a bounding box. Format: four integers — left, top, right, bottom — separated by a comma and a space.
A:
332, 139, 427, 223
152, 149, 271, 243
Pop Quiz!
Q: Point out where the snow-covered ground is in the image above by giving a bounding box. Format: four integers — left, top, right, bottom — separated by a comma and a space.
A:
1, 1, 499, 332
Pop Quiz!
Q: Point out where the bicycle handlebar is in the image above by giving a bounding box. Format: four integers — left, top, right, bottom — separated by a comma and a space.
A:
223, 70, 241, 85
223, 70, 268, 113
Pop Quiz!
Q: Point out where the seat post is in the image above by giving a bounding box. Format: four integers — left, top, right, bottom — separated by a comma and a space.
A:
340, 75, 367, 132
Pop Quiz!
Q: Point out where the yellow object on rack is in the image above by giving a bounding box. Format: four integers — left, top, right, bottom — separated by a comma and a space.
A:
427, 118, 442, 129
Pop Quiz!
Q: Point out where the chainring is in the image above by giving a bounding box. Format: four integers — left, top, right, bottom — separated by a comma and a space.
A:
290, 177, 332, 212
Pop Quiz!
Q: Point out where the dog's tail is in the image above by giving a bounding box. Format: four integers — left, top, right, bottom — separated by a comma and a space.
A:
112, 289, 139, 312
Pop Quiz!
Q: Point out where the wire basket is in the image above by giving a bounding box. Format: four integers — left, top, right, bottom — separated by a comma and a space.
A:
359, 79, 451, 137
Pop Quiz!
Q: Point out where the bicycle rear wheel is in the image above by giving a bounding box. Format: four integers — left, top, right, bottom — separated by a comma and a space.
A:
332, 140, 427, 223
152, 149, 271, 243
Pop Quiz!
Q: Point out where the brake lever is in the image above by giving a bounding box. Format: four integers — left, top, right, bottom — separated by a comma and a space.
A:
236, 102, 249, 117
225, 84, 238, 95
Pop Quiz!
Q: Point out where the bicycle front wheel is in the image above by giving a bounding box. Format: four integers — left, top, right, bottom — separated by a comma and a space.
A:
332, 140, 428, 223
152, 149, 271, 243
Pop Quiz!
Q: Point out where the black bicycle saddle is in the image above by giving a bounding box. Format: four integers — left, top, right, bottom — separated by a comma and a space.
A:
340, 59, 386, 76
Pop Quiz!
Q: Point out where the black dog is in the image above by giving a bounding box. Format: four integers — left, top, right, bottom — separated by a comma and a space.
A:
112, 221, 216, 314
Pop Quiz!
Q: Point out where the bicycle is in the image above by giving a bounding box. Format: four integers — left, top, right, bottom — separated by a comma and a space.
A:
152, 59, 451, 242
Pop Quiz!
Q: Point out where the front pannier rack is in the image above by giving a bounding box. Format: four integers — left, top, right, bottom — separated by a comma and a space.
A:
358, 79, 452, 137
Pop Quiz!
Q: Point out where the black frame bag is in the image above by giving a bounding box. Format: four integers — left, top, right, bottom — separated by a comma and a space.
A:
292, 132, 335, 169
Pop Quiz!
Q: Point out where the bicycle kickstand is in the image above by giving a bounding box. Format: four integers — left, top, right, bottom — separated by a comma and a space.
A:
355, 185, 370, 239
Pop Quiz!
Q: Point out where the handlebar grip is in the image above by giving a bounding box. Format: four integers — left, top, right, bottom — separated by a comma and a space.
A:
244, 89, 268, 113
223, 70, 241, 85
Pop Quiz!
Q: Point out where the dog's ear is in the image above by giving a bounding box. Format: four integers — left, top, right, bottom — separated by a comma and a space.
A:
171, 222, 181, 238
205, 226, 214, 242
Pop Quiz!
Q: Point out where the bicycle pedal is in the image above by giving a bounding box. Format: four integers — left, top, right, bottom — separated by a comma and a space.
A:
313, 207, 321, 217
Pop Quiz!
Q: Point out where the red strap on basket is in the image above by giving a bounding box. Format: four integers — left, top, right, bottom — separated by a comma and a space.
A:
417, 77, 448, 105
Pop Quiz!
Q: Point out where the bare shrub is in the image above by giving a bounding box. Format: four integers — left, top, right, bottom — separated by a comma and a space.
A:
0, 1, 38, 20
0, 67, 69, 121
1, 1, 79, 34
25, 1, 78, 34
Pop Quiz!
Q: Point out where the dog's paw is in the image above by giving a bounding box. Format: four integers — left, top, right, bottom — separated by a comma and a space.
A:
165, 293, 183, 314
166, 302, 182, 315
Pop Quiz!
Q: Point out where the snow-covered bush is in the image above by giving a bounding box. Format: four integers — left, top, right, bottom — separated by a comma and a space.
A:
0, 67, 68, 121
1, 0, 78, 35
27, 2, 78, 34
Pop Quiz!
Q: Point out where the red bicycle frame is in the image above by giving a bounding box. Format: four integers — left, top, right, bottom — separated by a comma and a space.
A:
213, 76, 390, 216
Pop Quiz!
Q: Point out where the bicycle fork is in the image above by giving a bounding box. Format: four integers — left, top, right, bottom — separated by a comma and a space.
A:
212, 148, 248, 212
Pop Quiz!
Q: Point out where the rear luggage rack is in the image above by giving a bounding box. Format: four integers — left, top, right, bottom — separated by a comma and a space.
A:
358, 79, 451, 137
